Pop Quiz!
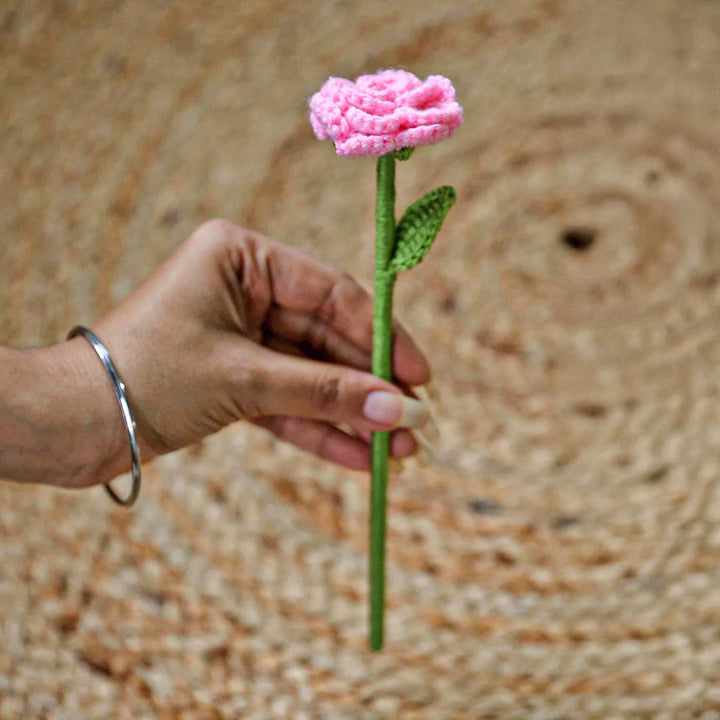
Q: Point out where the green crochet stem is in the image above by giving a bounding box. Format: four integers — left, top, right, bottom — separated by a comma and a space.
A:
369, 152, 396, 652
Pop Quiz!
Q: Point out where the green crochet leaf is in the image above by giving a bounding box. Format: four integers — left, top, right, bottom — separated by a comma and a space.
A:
389, 186, 456, 272
393, 147, 415, 161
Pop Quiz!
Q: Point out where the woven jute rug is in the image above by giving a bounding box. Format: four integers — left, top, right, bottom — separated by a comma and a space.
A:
3, 1, 720, 717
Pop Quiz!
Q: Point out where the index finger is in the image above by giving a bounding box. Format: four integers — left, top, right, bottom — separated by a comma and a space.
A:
249, 230, 431, 386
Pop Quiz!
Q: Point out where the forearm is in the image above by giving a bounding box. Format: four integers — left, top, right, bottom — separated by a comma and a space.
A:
0, 340, 127, 488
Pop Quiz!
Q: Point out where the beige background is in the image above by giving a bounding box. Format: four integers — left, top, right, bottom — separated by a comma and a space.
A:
3, 1, 720, 717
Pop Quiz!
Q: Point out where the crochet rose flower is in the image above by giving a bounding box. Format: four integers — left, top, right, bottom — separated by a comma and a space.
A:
309, 69, 463, 157
309, 69, 462, 651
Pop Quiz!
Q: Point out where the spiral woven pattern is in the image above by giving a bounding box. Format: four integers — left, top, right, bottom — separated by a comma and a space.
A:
3, 1, 720, 718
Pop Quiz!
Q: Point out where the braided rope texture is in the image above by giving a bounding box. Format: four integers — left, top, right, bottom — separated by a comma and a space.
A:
3, 1, 720, 718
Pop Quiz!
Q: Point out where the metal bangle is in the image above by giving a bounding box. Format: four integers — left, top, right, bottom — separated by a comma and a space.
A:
66, 326, 141, 507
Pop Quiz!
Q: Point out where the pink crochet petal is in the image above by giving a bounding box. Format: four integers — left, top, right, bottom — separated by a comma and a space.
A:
385, 105, 460, 135
401, 76, 455, 109
355, 69, 421, 102
395, 120, 460, 149
319, 76, 354, 104
309, 87, 352, 142
345, 106, 401, 136
309, 110, 330, 140
426, 75, 457, 100
335, 133, 395, 158
342, 85, 396, 116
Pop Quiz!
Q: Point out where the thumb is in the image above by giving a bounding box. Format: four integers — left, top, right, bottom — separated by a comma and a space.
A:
237, 347, 429, 431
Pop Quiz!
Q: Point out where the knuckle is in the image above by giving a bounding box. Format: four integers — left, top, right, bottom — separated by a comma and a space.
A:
301, 316, 331, 356
193, 218, 238, 242
322, 272, 354, 324
314, 370, 342, 410
240, 238, 274, 315
231, 394, 263, 420
227, 358, 267, 419
327, 272, 373, 347
187, 219, 244, 263
341, 272, 368, 307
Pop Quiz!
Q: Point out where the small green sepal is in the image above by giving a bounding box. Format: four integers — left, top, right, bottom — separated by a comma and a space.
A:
389, 186, 456, 272
393, 147, 415, 161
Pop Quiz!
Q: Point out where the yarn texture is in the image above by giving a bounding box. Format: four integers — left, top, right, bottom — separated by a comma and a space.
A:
390, 185, 457, 272
309, 69, 463, 157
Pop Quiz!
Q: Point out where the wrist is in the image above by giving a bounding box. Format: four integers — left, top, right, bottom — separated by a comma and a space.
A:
0, 339, 128, 488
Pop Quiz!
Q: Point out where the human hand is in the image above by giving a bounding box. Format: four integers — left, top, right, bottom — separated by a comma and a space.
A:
66, 219, 430, 486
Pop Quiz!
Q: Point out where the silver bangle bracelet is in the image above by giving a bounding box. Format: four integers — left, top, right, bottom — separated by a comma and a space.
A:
66, 326, 142, 507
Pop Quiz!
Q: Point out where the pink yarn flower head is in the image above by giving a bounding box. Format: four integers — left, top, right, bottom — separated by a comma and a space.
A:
309, 69, 463, 158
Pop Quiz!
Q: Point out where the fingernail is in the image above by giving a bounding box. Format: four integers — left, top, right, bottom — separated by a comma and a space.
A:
363, 391, 429, 428
412, 383, 441, 441
398, 395, 430, 428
